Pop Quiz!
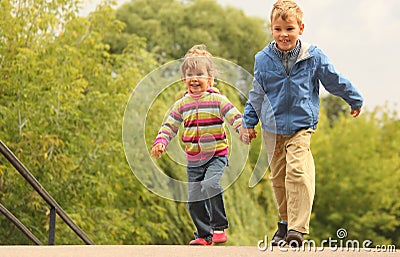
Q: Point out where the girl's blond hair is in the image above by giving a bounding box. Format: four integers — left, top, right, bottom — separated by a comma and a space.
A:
181, 44, 218, 79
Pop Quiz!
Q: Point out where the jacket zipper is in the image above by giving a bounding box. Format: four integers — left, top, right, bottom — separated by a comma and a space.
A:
284, 52, 291, 134
284, 53, 312, 134
195, 98, 201, 158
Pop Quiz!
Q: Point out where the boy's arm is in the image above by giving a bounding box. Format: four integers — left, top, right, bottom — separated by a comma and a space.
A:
316, 50, 364, 112
243, 59, 265, 129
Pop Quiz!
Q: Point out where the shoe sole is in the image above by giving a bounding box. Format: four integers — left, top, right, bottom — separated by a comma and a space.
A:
189, 242, 214, 246
212, 239, 227, 244
271, 239, 287, 247
286, 232, 303, 247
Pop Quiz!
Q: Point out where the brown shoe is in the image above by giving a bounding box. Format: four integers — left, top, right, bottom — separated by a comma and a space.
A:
286, 230, 304, 247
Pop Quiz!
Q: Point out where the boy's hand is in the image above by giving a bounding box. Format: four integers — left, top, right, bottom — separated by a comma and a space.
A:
350, 108, 361, 118
239, 127, 257, 145
151, 143, 165, 158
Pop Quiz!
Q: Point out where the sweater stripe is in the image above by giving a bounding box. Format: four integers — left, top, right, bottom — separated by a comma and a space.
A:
170, 110, 183, 122
178, 101, 220, 113
221, 103, 234, 116
184, 117, 224, 127
154, 91, 242, 161
182, 133, 226, 143
163, 123, 179, 134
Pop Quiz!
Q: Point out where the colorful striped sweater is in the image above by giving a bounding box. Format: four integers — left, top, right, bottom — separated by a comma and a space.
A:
153, 88, 242, 162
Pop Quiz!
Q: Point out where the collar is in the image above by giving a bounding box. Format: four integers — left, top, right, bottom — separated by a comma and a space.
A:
185, 87, 220, 99
271, 40, 301, 59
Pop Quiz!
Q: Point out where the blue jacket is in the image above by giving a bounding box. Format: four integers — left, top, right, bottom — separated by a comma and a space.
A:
243, 41, 364, 135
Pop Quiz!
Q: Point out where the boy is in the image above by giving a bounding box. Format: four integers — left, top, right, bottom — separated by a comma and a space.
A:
151, 45, 242, 245
240, 0, 363, 246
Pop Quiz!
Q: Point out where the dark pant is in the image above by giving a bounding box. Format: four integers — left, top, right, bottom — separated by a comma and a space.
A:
187, 156, 229, 241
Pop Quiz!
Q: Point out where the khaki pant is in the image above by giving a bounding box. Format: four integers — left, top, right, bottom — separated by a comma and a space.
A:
263, 129, 315, 234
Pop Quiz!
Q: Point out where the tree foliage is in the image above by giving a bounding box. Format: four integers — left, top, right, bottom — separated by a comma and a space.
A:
112, 0, 270, 72
311, 105, 400, 245
0, 0, 399, 248
0, 0, 162, 244
0, 0, 275, 245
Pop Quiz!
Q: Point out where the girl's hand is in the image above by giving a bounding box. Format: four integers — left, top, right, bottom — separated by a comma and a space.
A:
239, 127, 257, 145
350, 108, 361, 118
151, 143, 165, 158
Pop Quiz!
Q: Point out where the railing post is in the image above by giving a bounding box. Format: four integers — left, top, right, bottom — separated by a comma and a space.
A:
0, 140, 95, 245
48, 206, 56, 245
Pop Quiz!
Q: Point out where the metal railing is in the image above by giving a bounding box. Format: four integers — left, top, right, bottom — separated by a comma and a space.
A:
0, 140, 94, 245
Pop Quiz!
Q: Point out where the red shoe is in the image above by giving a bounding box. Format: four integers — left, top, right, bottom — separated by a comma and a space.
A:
212, 230, 227, 243
189, 238, 214, 246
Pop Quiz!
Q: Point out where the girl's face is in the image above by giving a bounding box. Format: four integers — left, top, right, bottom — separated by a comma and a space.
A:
271, 16, 304, 51
183, 66, 212, 95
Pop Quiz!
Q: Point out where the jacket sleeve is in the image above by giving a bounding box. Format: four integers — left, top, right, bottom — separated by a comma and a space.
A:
243, 57, 264, 128
316, 49, 364, 110
220, 95, 242, 133
153, 103, 182, 147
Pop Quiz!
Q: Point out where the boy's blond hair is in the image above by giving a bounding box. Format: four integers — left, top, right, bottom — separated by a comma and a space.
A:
270, 0, 304, 26
181, 44, 218, 79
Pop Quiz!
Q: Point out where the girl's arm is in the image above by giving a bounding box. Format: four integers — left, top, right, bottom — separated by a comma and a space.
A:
152, 104, 183, 157
220, 95, 242, 133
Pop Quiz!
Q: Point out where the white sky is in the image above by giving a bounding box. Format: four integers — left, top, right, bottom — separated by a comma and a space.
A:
81, 0, 400, 112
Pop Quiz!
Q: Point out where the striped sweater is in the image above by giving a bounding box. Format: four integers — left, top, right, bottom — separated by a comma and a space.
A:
153, 88, 242, 162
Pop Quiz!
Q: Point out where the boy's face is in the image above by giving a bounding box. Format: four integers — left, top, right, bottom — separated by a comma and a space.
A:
183, 66, 212, 94
271, 16, 304, 51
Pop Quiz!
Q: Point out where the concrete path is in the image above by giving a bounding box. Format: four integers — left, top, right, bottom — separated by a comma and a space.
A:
0, 245, 398, 257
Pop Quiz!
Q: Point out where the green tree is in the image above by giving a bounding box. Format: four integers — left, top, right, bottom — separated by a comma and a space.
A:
0, 0, 275, 245
310, 105, 400, 246
0, 0, 164, 244
1, 0, 398, 247
112, 0, 270, 72
321, 94, 349, 127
